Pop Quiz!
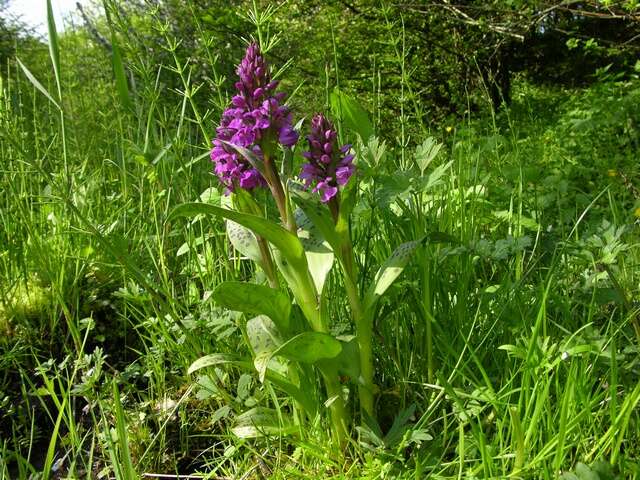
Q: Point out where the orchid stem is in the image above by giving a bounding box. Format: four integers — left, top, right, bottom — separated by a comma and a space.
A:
340, 239, 375, 418
256, 235, 278, 288
263, 153, 297, 233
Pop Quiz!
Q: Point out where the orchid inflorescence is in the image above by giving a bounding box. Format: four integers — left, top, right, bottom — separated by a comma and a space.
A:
301, 114, 355, 203
210, 43, 354, 201
210, 43, 298, 191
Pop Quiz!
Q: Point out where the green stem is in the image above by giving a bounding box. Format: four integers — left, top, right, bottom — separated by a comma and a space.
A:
263, 154, 296, 232
322, 372, 350, 449
232, 192, 278, 289
355, 314, 374, 417
256, 235, 278, 289
340, 240, 374, 418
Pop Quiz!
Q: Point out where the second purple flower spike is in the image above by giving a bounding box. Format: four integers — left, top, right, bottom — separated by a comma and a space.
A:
300, 114, 355, 203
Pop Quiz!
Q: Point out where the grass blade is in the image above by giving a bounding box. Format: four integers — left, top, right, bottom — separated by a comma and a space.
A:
112, 383, 137, 478
46, 0, 62, 100
102, 1, 133, 111
16, 58, 60, 110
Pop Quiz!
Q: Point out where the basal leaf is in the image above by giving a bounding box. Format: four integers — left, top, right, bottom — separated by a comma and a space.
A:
247, 315, 287, 382
188, 353, 251, 375
187, 352, 316, 414
226, 219, 262, 263
168, 202, 305, 269
317, 335, 360, 380
246, 315, 283, 355
231, 407, 296, 438
172, 199, 320, 330
295, 208, 335, 294
213, 282, 291, 332
272, 332, 342, 364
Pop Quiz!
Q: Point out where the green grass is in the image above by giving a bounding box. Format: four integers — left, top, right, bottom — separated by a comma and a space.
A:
1, 4, 639, 479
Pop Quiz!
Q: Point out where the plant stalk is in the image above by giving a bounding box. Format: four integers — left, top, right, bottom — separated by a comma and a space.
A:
263, 154, 296, 232
322, 372, 350, 449
340, 240, 374, 418
256, 235, 278, 288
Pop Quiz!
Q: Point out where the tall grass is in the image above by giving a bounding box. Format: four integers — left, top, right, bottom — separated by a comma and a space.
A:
1, 3, 639, 479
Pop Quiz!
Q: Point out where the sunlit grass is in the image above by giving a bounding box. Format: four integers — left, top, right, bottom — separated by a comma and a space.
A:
0, 2, 639, 479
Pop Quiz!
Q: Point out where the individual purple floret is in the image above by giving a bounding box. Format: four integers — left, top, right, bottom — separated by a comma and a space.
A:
210, 43, 298, 191
300, 114, 355, 203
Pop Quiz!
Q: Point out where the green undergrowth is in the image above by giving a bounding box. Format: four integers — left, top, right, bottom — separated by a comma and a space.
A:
1, 7, 639, 479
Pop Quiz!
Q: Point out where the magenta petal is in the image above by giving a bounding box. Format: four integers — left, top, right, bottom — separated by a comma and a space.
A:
336, 166, 353, 186
278, 127, 298, 147
319, 185, 338, 202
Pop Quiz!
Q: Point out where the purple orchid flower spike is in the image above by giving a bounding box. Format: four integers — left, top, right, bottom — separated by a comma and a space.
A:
210, 43, 299, 192
300, 114, 355, 203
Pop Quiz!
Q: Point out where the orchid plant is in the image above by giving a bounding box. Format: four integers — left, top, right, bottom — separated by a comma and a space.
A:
169, 42, 421, 447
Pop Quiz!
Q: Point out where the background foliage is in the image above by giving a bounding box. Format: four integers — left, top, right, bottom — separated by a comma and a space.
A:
1, 0, 639, 478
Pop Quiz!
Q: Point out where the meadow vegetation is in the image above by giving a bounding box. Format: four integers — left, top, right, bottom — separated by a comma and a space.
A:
1, 1, 639, 478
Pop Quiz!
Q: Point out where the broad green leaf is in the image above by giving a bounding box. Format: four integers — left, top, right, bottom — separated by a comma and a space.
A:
273, 332, 342, 364
255, 331, 342, 383
414, 137, 442, 175
169, 203, 319, 332
330, 88, 374, 141
364, 239, 423, 313
247, 315, 286, 382
226, 219, 262, 263
230, 188, 263, 216
267, 247, 321, 331
168, 203, 305, 268
231, 407, 296, 438
318, 335, 360, 380
188, 353, 252, 375
295, 208, 335, 294
212, 282, 291, 332
246, 315, 283, 354
290, 187, 342, 251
